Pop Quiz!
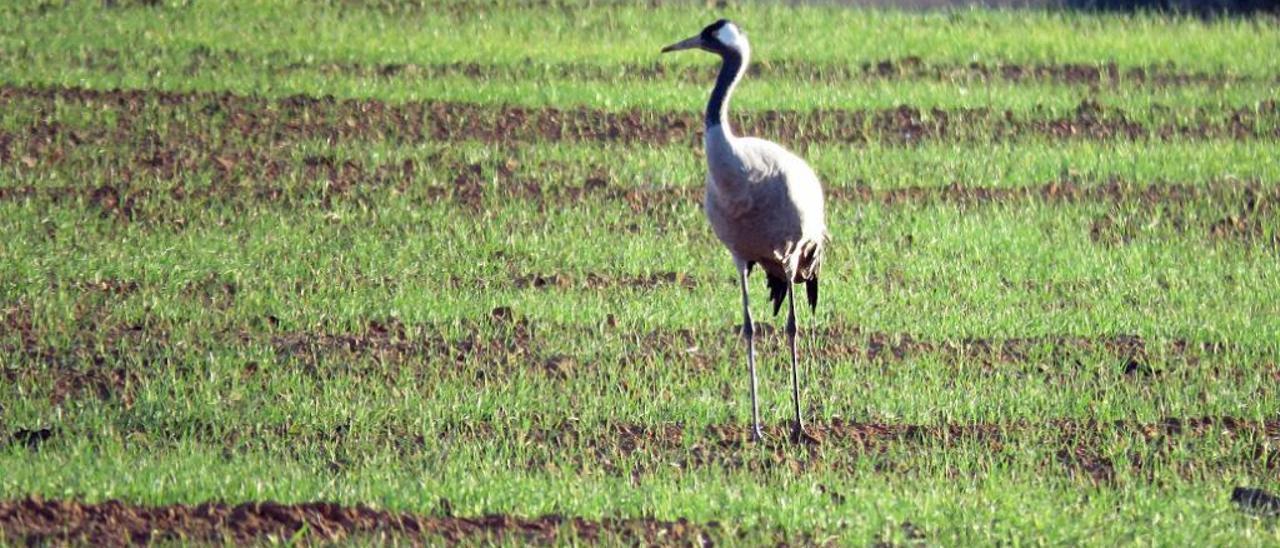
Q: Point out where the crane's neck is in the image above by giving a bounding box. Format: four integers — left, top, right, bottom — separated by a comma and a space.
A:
706, 48, 747, 132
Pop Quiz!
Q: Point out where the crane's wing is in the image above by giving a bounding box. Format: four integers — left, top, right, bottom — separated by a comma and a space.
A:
766, 273, 788, 316
802, 229, 828, 314
746, 260, 787, 316
763, 235, 827, 316
805, 277, 819, 313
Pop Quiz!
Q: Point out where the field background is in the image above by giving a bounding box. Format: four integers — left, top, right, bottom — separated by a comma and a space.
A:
2, 0, 1279, 544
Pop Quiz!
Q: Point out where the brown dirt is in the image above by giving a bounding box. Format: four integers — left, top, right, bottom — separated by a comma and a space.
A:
509, 271, 697, 290
496, 416, 1279, 449
42, 44, 1271, 88
639, 324, 1245, 373
3, 87, 1274, 241
4, 292, 1262, 394
0, 498, 714, 546
2, 353, 144, 408
385, 58, 1267, 88
3, 308, 1274, 482
370, 0, 642, 16
5, 127, 1277, 247
249, 319, 1259, 386
447, 270, 698, 291
0, 306, 153, 406
1055, 446, 1116, 484
259, 316, 540, 383
1077, 183, 1278, 249
47, 366, 139, 407
65, 279, 141, 296
0, 92, 1272, 214
425, 416, 1279, 481
2, 85, 1273, 151
841, 178, 1280, 207
1205, 186, 1279, 248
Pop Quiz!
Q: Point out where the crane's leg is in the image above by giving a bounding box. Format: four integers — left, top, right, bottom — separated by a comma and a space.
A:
738, 264, 764, 442
785, 281, 811, 444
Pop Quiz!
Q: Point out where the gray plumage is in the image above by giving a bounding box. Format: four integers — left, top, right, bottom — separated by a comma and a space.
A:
704, 126, 827, 313
663, 19, 828, 443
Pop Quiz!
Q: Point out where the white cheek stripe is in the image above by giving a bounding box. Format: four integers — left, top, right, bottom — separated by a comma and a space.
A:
715, 24, 744, 50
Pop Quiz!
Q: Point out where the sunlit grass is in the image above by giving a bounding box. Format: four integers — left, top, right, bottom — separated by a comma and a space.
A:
1, 0, 1279, 544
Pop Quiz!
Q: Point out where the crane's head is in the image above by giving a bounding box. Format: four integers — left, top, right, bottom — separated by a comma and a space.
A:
661, 19, 749, 58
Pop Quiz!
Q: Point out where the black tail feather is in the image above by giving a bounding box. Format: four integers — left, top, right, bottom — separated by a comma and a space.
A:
766, 274, 788, 316
805, 276, 819, 313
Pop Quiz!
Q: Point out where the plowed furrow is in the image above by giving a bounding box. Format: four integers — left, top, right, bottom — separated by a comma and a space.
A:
0, 498, 715, 546
2, 85, 1274, 146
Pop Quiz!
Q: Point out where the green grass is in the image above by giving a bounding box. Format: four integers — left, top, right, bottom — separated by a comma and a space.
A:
2, 0, 1280, 545
5, 48, 1279, 110
6, 1, 1279, 71
3, 2, 1280, 110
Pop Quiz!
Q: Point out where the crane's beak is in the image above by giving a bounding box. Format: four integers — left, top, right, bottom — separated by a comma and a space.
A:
661, 35, 704, 53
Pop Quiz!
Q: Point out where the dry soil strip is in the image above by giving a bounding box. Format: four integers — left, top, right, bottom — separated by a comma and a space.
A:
5, 299, 1269, 407
428, 416, 1279, 450
2, 178, 1275, 249
427, 416, 1279, 483
42, 43, 1269, 87
5, 115, 1275, 244
285, 58, 1273, 87
4, 111, 1278, 208
6, 416, 1274, 484
0, 498, 714, 546
1, 85, 1274, 147
1, 303, 1257, 374
2, 149, 1275, 213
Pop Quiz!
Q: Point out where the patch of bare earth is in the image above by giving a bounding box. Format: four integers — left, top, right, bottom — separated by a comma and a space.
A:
194, 51, 1280, 88
0, 498, 715, 546
6, 295, 1265, 389
40, 45, 1270, 87
431, 417, 1279, 482
245, 315, 1267, 388
0, 305, 154, 407
5, 146, 1278, 250
4, 110, 1276, 229
509, 271, 697, 290
385, 416, 1280, 485
1, 85, 1273, 151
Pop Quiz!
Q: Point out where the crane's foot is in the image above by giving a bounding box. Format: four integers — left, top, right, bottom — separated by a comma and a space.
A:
789, 423, 821, 446
750, 424, 765, 443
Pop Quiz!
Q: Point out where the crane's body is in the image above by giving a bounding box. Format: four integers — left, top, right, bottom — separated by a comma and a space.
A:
704, 129, 827, 288
663, 19, 827, 443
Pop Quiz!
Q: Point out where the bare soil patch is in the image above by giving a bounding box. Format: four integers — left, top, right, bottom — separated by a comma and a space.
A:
241, 54, 1272, 88
249, 319, 1256, 386
0, 498, 713, 546
2, 85, 1273, 149
0, 306, 155, 406
429, 416, 1279, 481
626, 323, 1247, 376
6, 121, 1277, 249
466, 416, 1278, 449
509, 271, 697, 291
5, 296, 1261, 391
844, 178, 1280, 207
49, 44, 1269, 88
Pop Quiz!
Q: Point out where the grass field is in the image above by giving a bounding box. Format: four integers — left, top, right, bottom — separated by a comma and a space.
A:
2, 0, 1279, 544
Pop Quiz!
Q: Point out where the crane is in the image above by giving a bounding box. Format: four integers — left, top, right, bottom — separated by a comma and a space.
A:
662, 19, 829, 443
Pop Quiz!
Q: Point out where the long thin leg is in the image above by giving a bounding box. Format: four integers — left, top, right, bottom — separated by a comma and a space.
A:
738, 265, 764, 442
785, 281, 808, 442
